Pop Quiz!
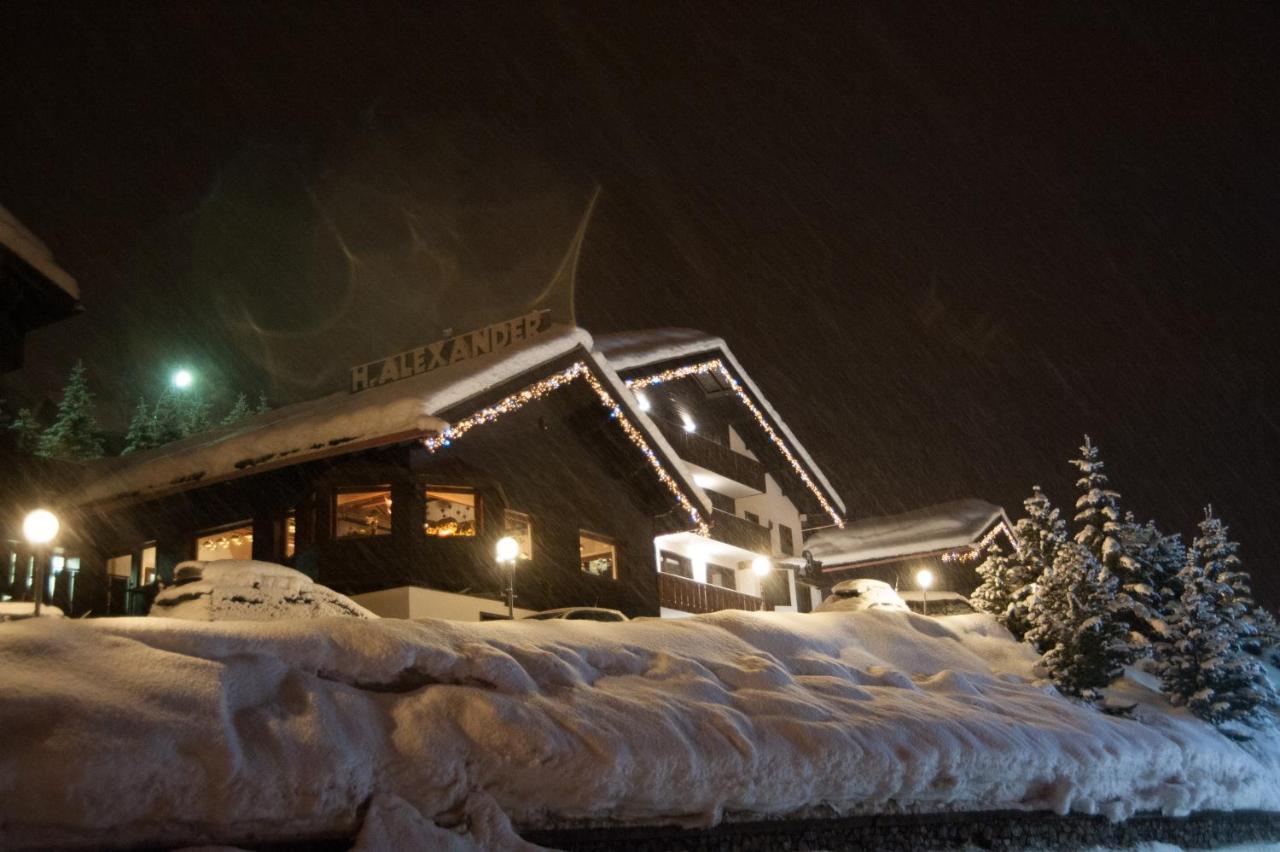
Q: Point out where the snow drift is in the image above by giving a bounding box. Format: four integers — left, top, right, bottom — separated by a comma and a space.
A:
0, 608, 1277, 849
149, 560, 376, 622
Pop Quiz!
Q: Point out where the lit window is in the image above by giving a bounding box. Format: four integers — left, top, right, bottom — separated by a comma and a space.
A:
285, 512, 296, 558
424, 489, 478, 537
504, 510, 533, 559
579, 532, 617, 579
336, 490, 393, 539
106, 554, 132, 579
196, 523, 254, 560
141, 545, 158, 584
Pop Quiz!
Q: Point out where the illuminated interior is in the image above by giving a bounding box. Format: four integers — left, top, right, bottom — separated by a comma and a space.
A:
336, 490, 393, 539
424, 489, 478, 537
196, 526, 253, 561
579, 532, 616, 579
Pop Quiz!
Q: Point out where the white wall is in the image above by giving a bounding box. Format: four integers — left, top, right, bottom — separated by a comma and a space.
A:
353, 586, 536, 621
735, 471, 804, 559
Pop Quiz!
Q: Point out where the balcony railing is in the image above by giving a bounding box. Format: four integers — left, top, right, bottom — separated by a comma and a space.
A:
654, 420, 766, 494
659, 571, 765, 614
708, 509, 772, 553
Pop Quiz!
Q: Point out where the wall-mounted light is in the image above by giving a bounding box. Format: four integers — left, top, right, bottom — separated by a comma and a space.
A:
751, 556, 772, 577
681, 412, 697, 433
635, 391, 651, 412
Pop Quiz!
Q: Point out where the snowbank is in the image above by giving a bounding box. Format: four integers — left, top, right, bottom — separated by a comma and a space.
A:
0, 602, 64, 621
150, 560, 377, 621
0, 609, 1277, 849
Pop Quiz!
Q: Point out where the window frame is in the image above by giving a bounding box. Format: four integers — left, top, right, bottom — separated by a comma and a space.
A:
193, 519, 256, 561
503, 509, 534, 560
422, 485, 482, 539
578, 530, 618, 580
333, 486, 395, 540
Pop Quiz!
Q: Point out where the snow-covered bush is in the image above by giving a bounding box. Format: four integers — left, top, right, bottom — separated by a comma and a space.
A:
815, 578, 909, 613
150, 560, 376, 622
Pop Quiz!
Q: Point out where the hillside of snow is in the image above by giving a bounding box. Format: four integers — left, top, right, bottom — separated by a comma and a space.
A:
1, 608, 1277, 849
150, 560, 377, 622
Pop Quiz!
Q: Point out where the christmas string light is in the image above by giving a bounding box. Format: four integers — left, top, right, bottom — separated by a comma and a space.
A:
941, 523, 1015, 563
422, 362, 710, 535
628, 360, 845, 528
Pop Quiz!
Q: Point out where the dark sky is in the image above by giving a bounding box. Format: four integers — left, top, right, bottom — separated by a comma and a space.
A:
3, 3, 1279, 603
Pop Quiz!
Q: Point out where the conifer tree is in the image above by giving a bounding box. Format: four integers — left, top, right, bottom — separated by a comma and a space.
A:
9, 407, 43, 454
221, 393, 253, 426
36, 361, 104, 460
255, 391, 270, 415
121, 397, 154, 455
1194, 507, 1276, 656
149, 389, 186, 446
1026, 541, 1131, 699
1158, 546, 1273, 729
971, 541, 1020, 626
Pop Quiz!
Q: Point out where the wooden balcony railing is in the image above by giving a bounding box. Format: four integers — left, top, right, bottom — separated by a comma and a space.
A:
708, 509, 772, 554
654, 419, 767, 494
659, 571, 765, 614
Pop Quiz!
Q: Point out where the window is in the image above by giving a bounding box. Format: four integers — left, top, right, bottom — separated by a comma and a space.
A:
424, 489, 479, 537
284, 512, 296, 558
744, 511, 760, 526
141, 545, 157, 585
579, 532, 617, 579
196, 523, 254, 561
707, 563, 736, 590
335, 489, 393, 539
659, 551, 692, 579
779, 524, 795, 557
106, 554, 133, 580
503, 511, 533, 559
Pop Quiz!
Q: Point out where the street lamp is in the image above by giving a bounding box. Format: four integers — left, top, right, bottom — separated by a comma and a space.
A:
916, 568, 934, 616
22, 509, 59, 617
171, 368, 194, 390
751, 556, 772, 577
495, 535, 520, 619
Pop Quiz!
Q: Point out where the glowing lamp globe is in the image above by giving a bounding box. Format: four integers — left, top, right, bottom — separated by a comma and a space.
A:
751, 556, 772, 577
22, 509, 59, 545
172, 369, 194, 389
916, 568, 934, 590
495, 536, 520, 564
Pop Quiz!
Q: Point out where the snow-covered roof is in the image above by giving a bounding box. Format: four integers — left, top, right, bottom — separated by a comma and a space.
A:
593, 328, 846, 516
805, 499, 1011, 569
74, 326, 711, 517
0, 205, 80, 300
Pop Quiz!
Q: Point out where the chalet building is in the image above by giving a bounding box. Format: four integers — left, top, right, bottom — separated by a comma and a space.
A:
802, 499, 1014, 602
2, 206, 85, 611
47, 319, 846, 621
595, 328, 846, 616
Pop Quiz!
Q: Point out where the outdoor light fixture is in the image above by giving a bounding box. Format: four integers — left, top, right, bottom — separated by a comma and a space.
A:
680, 412, 697, 433
634, 391, 651, 412
751, 556, 772, 577
916, 568, 934, 615
171, 369, 194, 389
495, 535, 520, 619
22, 509, 60, 618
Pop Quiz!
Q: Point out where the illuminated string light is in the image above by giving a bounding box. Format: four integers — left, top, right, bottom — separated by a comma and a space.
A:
941, 523, 1015, 563
628, 360, 845, 528
423, 362, 710, 535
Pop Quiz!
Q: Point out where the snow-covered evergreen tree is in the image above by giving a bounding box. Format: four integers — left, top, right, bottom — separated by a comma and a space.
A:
36, 361, 104, 460
1193, 507, 1277, 657
8, 406, 43, 454
1026, 541, 1131, 699
222, 393, 252, 426
121, 397, 154, 455
149, 390, 186, 446
1158, 545, 1273, 729
971, 541, 1020, 625
255, 391, 270, 415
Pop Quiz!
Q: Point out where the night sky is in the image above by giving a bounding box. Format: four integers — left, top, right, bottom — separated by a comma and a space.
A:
3, 4, 1278, 604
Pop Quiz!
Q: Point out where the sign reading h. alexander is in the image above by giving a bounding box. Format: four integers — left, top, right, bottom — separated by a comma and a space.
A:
350, 310, 552, 394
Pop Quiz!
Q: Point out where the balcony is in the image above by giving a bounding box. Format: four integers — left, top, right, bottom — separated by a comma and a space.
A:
654, 419, 766, 495
708, 509, 771, 553
659, 571, 765, 614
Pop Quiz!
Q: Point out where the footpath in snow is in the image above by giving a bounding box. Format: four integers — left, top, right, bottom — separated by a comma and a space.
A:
0, 606, 1277, 850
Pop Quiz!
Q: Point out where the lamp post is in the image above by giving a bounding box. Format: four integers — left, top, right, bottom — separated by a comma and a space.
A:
171, 368, 194, 390
22, 509, 60, 617
495, 535, 520, 619
751, 556, 772, 577
916, 568, 934, 616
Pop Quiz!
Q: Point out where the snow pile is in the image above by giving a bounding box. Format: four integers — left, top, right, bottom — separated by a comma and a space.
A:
1, 608, 1278, 849
814, 578, 910, 612
0, 602, 64, 621
806, 498, 1010, 566
150, 560, 377, 622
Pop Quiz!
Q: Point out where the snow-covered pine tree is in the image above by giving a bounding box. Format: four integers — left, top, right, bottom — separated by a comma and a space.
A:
1026, 541, 1131, 700
1069, 437, 1152, 661
1158, 546, 1274, 729
176, 386, 212, 437
149, 390, 186, 446
221, 393, 252, 426
9, 407, 43, 454
1194, 507, 1276, 657
971, 541, 1020, 625
1006, 485, 1068, 639
255, 392, 270, 415
121, 397, 154, 455
36, 361, 104, 460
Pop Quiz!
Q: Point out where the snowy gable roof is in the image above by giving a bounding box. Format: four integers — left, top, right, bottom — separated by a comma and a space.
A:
0, 205, 80, 300
594, 327, 846, 516
805, 499, 1011, 569
73, 325, 712, 520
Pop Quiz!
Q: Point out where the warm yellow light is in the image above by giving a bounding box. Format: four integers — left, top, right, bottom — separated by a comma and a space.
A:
916, 569, 934, 590
495, 536, 520, 564
751, 556, 772, 577
22, 509, 59, 545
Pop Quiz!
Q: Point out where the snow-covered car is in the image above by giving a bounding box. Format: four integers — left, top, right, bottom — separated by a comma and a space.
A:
898, 590, 977, 615
150, 560, 377, 622
814, 578, 910, 613
522, 607, 629, 622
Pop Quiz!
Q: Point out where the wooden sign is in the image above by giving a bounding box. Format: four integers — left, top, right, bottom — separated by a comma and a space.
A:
350, 310, 551, 393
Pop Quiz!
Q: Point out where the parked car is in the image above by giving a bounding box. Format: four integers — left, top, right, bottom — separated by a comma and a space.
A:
522, 607, 629, 622
814, 578, 910, 613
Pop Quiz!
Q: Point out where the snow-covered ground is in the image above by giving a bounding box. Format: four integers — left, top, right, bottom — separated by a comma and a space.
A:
0, 601, 64, 621
1, 607, 1277, 850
